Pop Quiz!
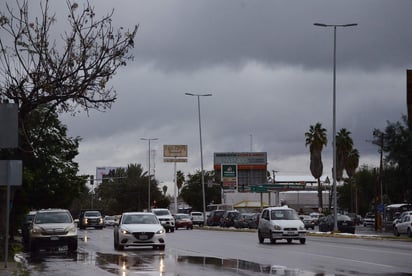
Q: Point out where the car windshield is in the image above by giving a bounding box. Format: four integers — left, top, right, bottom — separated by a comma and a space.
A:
85, 211, 101, 216
35, 212, 72, 224
270, 209, 299, 220
123, 214, 157, 224
153, 210, 170, 216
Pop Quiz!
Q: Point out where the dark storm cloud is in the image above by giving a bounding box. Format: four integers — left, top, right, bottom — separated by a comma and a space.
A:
2, 0, 410, 183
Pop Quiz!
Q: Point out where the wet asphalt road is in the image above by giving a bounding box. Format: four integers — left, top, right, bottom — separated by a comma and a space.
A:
14, 226, 412, 275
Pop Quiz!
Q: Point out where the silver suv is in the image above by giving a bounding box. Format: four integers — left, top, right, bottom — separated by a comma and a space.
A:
29, 209, 78, 252
258, 206, 306, 244
152, 208, 175, 232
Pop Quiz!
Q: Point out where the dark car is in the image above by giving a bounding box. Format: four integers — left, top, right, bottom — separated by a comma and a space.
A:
220, 210, 241, 227
232, 213, 259, 229
299, 215, 315, 230
174, 213, 193, 230
207, 210, 225, 226
319, 214, 356, 234
78, 210, 104, 229
246, 213, 260, 229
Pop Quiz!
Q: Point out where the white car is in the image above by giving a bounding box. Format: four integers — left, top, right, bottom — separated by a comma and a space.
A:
393, 214, 412, 237
190, 212, 204, 226
151, 208, 175, 232
114, 212, 166, 250
258, 206, 306, 244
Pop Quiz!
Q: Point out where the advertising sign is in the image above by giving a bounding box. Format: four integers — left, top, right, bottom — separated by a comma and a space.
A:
163, 145, 188, 157
221, 164, 237, 190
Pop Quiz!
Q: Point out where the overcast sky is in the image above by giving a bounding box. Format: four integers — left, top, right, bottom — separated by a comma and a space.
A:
6, 0, 411, 193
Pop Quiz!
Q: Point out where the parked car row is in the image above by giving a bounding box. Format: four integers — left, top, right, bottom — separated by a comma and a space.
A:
318, 214, 356, 234
206, 210, 260, 229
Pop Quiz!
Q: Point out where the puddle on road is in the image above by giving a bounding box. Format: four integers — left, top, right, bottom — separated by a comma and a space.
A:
18, 250, 313, 275
16, 250, 412, 276
92, 252, 319, 275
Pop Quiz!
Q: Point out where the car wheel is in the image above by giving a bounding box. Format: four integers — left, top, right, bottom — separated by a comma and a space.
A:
170, 228, 175, 233
270, 238, 276, 244
258, 231, 264, 243
407, 228, 412, 238
287, 239, 292, 244
394, 228, 400, 236
300, 239, 306, 244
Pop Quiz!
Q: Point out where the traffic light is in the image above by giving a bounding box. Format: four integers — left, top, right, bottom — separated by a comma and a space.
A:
90, 175, 94, 185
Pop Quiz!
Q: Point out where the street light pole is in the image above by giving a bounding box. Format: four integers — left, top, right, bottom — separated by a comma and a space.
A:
314, 22, 357, 231
141, 137, 158, 211
185, 92, 212, 225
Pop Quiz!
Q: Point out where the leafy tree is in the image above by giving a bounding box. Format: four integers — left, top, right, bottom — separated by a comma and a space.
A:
305, 123, 328, 210
0, 0, 136, 244
94, 164, 169, 214
373, 116, 412, 203
179, 170, 221, 211
0, 105, 86, 239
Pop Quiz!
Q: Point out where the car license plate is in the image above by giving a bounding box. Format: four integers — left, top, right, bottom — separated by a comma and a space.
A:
50, 236, 59, 241
139, 235, 148, 240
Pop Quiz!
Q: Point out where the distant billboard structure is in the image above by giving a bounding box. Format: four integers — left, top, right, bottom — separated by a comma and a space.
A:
163, 145, 188, 162
214, 152, 267, 191
96, 166, 125, 181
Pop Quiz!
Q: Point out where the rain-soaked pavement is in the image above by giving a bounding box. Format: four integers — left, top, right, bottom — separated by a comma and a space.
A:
8, 226, 412, 275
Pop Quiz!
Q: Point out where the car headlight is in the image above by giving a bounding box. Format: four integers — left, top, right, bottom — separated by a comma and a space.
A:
156, 229, 165, 234
120, 228, 131, 235
68, 224, 78, 233
31, 226, 42, 234
273, 224, 281, 230
99, 218, 104, 224
83, 218, 88, 224
299, 225, 305, 230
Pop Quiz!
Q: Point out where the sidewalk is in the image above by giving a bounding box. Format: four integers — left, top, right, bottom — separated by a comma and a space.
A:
0, 261, 20, 276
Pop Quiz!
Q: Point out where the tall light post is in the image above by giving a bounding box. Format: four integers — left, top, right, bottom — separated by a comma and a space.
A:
314, 22, 357, 231
141, 137, 158, 211
185, 92, 212, 224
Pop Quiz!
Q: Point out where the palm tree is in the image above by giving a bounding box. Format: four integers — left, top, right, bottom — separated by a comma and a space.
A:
176, 170, 185, 194
345, 148, 359, 212
305, 123, 328, 211
336, 128, 354, 181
